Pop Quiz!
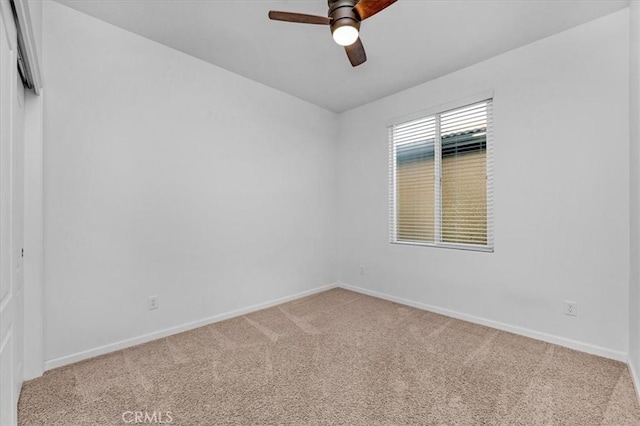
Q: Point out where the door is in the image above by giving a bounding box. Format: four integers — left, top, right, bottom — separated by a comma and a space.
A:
0, 2, 22, 425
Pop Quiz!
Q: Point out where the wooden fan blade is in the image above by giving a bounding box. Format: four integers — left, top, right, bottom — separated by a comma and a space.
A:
353, 0, 397, 20
268, 11, 331, 25
345, 38, 367, 67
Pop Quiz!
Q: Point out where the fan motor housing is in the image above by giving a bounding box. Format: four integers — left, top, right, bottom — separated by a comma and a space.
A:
329, 0, 361, 35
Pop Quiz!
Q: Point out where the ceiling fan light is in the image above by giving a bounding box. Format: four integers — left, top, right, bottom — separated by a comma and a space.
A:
332, 25, 359, 46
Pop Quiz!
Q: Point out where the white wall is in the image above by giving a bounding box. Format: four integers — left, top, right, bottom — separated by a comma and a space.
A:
42, 1, 337, 365
629, 0, 640, 390
40, 1, 633, 370
337, 10, 630, 358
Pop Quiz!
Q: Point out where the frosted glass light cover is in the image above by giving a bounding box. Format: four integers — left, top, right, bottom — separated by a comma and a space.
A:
332, 25, 359, 46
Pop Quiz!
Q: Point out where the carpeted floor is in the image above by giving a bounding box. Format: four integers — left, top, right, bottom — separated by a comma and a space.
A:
18, 288, 640, 425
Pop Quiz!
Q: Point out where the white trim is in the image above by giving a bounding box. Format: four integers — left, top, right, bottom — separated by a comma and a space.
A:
22, 88, 43, 380
44, 283, 339, 371
44, 281, 629, 371
10, 0, 42, 93
391, 240, 494, 253
386, 90, 494, 127
629, 359, 640, 403
339, 283, 627, 362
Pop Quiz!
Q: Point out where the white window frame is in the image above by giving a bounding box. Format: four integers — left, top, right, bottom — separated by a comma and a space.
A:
388, 91, 494, 253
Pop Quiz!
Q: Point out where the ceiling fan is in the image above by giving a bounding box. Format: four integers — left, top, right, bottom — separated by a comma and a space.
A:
268, 0, 397, 67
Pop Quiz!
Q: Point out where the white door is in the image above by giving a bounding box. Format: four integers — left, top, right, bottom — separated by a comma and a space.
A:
0, 3, 22, 425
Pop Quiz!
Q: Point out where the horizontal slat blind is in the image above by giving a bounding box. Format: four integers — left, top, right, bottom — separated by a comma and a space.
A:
441, 101, 489, 245
389, 99, 493, 251
390, 117, 436, 243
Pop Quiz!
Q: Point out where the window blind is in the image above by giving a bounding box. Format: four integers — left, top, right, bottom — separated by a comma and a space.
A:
389, 99, 493, 251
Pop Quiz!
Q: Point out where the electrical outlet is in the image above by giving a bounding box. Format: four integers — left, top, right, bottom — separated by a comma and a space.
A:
360, 265, 366, 275
564, 301, 577, 316
148, 295, 159, 310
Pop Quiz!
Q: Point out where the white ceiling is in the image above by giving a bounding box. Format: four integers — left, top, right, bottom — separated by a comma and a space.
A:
54, 0, 628, 112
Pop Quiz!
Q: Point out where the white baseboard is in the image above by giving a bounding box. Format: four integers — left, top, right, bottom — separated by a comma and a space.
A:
44, 283, 338, 371
339, 283, 627, 362
45, 281, 628, 371
629, 358, 640, 403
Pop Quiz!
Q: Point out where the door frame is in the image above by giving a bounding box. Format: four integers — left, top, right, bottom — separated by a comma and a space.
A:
13, 0, 43, 381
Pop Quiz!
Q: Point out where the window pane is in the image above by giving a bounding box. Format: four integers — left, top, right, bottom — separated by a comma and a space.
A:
440, 103, 487, 244
395, 117, 436, 243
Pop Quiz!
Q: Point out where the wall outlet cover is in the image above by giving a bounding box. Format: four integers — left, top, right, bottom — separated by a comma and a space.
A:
564, 301, 577, 316
148, 295, 159, 310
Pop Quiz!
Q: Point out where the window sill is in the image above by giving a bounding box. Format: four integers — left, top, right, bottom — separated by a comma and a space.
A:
390, 240, 494, 253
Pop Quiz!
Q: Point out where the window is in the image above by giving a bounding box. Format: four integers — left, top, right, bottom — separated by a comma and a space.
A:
388, 98, 493, 252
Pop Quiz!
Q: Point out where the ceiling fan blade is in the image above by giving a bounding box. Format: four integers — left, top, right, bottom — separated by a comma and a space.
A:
345, 38, 367, 67
353, 0, 397, 20
268, 11, 331, 25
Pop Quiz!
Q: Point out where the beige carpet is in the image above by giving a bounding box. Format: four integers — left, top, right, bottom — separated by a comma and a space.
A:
18, 288, 640, 425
